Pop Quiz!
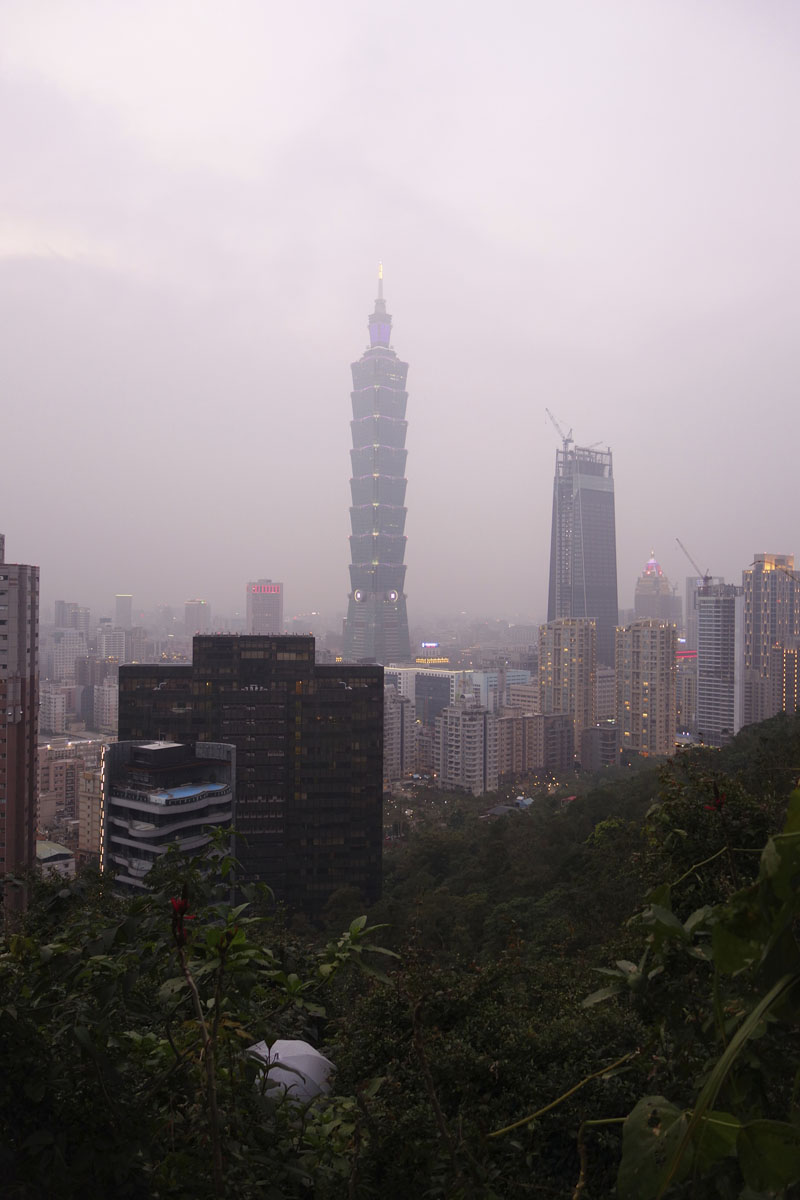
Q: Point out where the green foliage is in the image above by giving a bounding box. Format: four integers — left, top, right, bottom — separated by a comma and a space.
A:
0, 843, 394, 1199
5, 710, 800, 1196
583, 780, 800, 1197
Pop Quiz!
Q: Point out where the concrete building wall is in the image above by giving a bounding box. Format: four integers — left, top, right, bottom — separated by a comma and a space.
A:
384, 684, 415, 782
697, 584, 745, 747
615, 619, 677, 757
435, 697, 497, 796
539, 618, 597, 748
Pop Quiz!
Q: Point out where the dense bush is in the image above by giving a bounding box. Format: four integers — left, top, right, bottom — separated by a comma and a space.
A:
3, 710, 800, 1197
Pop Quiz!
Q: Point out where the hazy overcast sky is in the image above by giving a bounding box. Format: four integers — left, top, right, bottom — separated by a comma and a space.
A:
2, 0, 798, 627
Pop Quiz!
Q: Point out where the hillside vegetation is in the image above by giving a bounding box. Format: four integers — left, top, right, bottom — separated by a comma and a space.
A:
4, 711, 800, 1198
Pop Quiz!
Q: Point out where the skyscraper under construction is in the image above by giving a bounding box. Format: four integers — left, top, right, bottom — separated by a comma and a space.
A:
547, 440, 619, 667
343, 268, 411, 664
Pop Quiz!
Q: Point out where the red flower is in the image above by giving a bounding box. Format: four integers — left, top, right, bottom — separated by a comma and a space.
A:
704, 786, 726, 813
170, 894, 196, 946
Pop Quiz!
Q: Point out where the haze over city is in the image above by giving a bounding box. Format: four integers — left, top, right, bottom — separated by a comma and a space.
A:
2, 1, 799, 623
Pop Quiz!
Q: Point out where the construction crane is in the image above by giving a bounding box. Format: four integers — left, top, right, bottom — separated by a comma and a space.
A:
545, 408, 573, 453
675, 538, 711, 587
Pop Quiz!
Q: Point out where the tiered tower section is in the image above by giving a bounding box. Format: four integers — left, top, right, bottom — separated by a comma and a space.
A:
344, 269, 411, 663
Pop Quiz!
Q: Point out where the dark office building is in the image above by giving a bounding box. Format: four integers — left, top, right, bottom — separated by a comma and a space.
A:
343, 268, 412, 664
119, 636, 383, 914
547, 443, 619, 667
0, 537, 39, 902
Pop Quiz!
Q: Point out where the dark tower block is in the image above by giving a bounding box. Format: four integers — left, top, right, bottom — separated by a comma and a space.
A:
343, 268, 411, 664
119, 636, 383, 915
547, 444, 619, 667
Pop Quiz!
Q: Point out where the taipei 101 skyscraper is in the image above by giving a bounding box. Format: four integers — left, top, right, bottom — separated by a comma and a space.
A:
343, 267, 411, 664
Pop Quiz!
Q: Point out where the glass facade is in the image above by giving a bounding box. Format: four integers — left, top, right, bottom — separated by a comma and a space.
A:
547, 445, 619, 667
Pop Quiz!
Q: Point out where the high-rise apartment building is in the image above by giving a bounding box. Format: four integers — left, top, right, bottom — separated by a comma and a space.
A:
101, 740, 235, 893
77, 766, 103, 866
343, 269, 411, 664
539, 618, 597, 751
0, 536, 39, 894
676, 648, 698, 735
696, 583, 744, 747
38, 739, 103, 836
383, 684, 415, 784
115, 594, 133, 630
99, 627, 126, 662
596, 665, 616, 721
119, 636, 383, 914
435, 696, 497, 796
580, 720, 620, 771
615, 619, 677, 758
54, 600, 90, 636
547, 442, 618, 666
93, 680, 119, 734
770, 644, 800, 717
40, 683, 67, 735
497, 711, 575, 777
742, 554, 800, 725
634, 552, 682, 625
246, 580, 284, 635
52, 628, 87, 682
185, 599, 211, 635
470, 668, 532, 713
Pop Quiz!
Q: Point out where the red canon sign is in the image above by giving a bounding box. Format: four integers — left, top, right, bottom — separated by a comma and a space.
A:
251, 585, 281, 594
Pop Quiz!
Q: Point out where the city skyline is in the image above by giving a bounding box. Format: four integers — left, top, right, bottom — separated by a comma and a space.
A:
2, 4, 799, 621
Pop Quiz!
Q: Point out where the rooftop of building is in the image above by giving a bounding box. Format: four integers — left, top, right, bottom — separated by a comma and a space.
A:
36, 840, 74, 861
642, 550, 663, 577
128, 782, 229, 804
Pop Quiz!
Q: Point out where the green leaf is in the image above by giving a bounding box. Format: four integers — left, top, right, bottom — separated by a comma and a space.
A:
646, 883, 671, 908
761, 831, 800, 900
158, 976, 188, 1002
711, 923, 758, 975
74, 1026, 93, 1053
361, 1076, 385, 1100
582, 985, 623, 1009
618, 1096, 690, 1200
782, 788, 800, 835
349, 915, 368, 934
658, 971, 800, 1198
690, 1110, 740, 1174
647, 905, 688, 939
360, 962, 391, 983
684, 906, 713, 935
737, 1120, 800, 1192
